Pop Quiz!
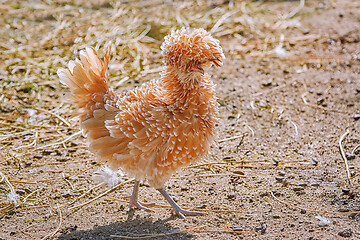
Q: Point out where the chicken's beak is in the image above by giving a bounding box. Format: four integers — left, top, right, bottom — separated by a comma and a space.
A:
189, 64, 205, 74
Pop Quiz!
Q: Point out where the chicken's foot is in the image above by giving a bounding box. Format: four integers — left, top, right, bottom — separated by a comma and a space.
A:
128, 180, 154, 212
158, 188, 205, 218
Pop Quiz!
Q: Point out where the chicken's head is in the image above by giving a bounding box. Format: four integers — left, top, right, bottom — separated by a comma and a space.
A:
161, 28, 224, 74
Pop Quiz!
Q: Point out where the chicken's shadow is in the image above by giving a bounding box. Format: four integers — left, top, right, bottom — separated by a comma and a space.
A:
57, 216, 194, 240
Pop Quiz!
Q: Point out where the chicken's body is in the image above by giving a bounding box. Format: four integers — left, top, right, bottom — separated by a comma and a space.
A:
58, 28, 224, 217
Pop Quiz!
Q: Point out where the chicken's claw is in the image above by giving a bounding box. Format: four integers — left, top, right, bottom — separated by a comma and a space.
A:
158, 188, 205, 219
128, 198, 154, 212
127, 180, 154, 212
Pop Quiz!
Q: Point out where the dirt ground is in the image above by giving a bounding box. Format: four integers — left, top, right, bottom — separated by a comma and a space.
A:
1, 0, 360, 239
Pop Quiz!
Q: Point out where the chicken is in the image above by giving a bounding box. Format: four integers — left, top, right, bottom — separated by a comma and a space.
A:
57, 28, 224, 217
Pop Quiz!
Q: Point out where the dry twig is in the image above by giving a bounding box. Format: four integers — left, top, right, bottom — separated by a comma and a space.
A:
68, 179, 134, 210
40, 205, 62, 240
339, 129, 352, 187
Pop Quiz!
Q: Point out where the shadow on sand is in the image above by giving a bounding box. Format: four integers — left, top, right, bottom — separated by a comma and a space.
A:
57, 213, 194, 240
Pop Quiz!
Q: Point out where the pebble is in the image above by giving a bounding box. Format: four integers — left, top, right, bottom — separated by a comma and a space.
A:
342, 189, 350, 195
354, 114, 360, 121
345, 153, 355, 160
43, 149, 54, 155
233, 170, 245, 175
33, 155, 43, 159
293, 186, 305, 192
338, 208, 350, 212
275, 176, 286, 182
57, 158, 68, 162
255, 223, 267, 234
227, 192, 236, 200
181, 186, 189, 191
300, 209, 306, 214
338, 229, 352, 238
25, 161, 33, 167
316, 97, 325, 105
312, 159, 319, 166
195, 204, 207, 209
262, 79, 272, 87
278, 170, 286, 176
55, 149, 62, 156
230, 227, 243, 232
354, 148, 360, 155
63, 193, 71, 198
303, 29, 311, 35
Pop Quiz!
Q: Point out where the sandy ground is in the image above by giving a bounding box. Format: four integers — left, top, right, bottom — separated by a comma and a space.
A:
1, 0, 360, 239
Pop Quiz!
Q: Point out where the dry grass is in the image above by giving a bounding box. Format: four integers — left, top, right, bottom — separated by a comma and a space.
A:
1, 0, 359, 238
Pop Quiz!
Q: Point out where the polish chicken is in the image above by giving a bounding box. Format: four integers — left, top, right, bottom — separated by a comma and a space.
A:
57, 28, 224, 217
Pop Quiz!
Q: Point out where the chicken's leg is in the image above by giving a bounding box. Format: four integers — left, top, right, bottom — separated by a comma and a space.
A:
158, 188, 205, 218
128, 180, 153, 212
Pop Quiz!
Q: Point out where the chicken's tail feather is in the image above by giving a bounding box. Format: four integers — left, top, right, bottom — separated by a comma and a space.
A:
57, 46, 111, 108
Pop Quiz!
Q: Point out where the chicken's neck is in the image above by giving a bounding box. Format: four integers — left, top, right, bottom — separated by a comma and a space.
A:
161, 66, 215, 108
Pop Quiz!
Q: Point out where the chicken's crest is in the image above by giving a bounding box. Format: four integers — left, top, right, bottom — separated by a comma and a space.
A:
161, 28, 225, 72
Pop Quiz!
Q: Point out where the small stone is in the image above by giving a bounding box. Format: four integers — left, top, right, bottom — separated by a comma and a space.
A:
55, 149, 62, 156
338, 229, 352, 238
25, 161, 33, 167
43, 150, 54, 155
316, 97, 325, 105
300, 209, 306, 214
354, 148, 360, 155
275, 176, 286, 182
303, 29, 310, 35
63, 193, 71, 198
342, 189, 350, 195
311, 159, 319, 166
233, 170, 245, 175
255, 223, 267, 234
349, 213, 357, 219
195, 204, 207, 209
227, 192, 236, 200
181, 186, 189, 191
338, 208, 350, 212
346, 154, 355, 160
57, 158, 68, 162
354, 114, 360, 121
293, 186, 305, 192
262, 79, 272, 87
278, 170, 286, 176
272, 215, 281, 219
230, 227, 243, 232
33, 155, 43, 159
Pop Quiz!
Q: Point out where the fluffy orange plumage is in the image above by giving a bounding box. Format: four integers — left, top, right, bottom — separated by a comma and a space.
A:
58, 28, 224, 217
